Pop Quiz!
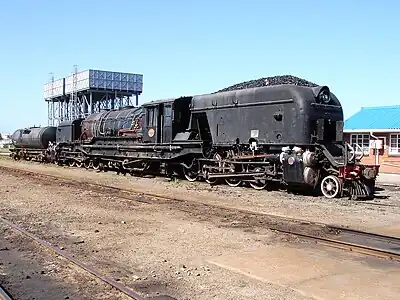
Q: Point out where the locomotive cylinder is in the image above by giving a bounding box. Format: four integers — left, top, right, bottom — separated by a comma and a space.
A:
11, 126, 57, 149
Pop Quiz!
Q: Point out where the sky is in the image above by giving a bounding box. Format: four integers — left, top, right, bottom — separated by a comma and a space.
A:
0, 0, 399, 133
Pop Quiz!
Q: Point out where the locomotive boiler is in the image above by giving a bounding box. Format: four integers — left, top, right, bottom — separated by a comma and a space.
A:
80, 106, 144, 140
9, 80, 380, 199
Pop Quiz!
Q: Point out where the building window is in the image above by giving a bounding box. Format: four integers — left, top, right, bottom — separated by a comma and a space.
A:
389, 134, 400, 155
350, 134, 370, 156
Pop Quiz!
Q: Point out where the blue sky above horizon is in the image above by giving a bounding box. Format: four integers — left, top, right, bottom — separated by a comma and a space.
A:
0, 0, 399, 132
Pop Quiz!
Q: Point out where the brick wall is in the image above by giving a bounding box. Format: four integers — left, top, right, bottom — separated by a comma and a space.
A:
344, 132, 400, 174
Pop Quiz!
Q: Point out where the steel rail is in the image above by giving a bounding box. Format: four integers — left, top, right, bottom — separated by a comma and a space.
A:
1, 165, 400, 262
270, 227, 400, 261
0, 216, 155, 300
328, 225, 400, 243
0, 286, 12, 300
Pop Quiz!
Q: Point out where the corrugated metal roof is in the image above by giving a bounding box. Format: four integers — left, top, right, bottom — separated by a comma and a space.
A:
344, 105, 400, 130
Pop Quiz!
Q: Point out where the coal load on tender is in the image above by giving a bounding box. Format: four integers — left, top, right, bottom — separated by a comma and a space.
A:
215, 75, 318, 93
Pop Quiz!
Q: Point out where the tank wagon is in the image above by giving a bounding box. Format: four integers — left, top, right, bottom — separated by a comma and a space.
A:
10, 82, 380, 199
10, 126, 56, 161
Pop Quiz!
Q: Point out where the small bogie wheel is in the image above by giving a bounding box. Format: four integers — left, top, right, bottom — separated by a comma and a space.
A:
320, 175, 341, 199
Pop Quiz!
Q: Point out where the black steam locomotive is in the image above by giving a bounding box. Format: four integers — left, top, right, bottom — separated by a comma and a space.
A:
9, 82, 380, 199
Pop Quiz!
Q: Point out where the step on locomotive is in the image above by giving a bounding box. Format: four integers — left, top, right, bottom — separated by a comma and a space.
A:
9, 81, 379, 199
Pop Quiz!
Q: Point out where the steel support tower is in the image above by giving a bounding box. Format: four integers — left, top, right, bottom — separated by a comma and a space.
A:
44, 67, 143, 126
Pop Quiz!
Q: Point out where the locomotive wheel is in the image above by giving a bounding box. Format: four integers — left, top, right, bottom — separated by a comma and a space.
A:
76, 161, 83, 168
224, 150, 242, 187
92, 160, 100, 170
224, 162, 242, 187
249, 167, 267, 190
205, 153, 223, 184
183, 160, 199, 182
320, 175, 341, 199
84, 160, 91, 169
68, 160, 76, 167
184, 170, 198, 182
225, 177, 242, 187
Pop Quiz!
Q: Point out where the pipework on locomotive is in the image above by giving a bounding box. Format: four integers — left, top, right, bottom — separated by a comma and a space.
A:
9, 82, 379, 199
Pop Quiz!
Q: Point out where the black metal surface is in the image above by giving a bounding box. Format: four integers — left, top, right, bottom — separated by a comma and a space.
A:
11, 126, 57, 149
56, 119, 83, 143
282, 155, 305, 184
190, 84, 343, 146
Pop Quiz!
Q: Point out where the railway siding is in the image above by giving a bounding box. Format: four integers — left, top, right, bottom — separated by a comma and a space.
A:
0, 158, 399, 233
0, 221, 133, 300
1, 160, 400, 299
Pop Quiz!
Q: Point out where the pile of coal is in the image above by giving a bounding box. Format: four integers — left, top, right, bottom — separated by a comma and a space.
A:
215, 75, 318, 93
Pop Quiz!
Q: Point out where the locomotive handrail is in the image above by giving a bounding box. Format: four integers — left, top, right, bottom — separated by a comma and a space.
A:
354, 144, 365, 161
346, 143, 364, 163
346, 143, 355, 162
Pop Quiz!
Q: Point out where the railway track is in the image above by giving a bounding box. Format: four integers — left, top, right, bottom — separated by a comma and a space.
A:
0, 285, 12, 300
1, 165, 400, 264
0, 216, 176, 300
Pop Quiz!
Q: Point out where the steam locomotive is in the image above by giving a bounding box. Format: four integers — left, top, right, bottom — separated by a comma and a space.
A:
9, 83, 379, 199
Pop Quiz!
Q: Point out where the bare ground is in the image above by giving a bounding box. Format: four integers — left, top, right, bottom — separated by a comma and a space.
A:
0, 159, 400, 299
0, 222, 132, 300
0, 170, 311, 300
0, 158, 399, 232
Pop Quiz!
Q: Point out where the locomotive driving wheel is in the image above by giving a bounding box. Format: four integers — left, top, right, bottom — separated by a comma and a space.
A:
249, 166, 267, 190
204, 152, 223, 184
183, 158, 199, 182
320, 175, 341, 199
83, 159, 91, 169
224, 150, 242, 187
92, 159, 100, 170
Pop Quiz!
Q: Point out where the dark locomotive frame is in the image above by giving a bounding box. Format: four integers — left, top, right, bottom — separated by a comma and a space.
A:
9, 83, 380, 199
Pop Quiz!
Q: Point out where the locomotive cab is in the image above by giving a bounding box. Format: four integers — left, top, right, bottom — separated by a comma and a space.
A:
56, 119, 84, 144
142, 97, 192, 144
